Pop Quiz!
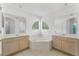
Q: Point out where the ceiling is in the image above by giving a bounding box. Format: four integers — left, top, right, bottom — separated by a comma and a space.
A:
2, 3, 75, 16
20, 3, 64, 16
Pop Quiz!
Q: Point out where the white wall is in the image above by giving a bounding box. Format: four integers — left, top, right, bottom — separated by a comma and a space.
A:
2, 3, 40, 35
0, 10, 1, 27
0, 4, 2, 35
26, 16, 39, 35
0, 4, 2, 56
42, 3, 77, 35
2, 3, 79, 36
74, 4, 79, 35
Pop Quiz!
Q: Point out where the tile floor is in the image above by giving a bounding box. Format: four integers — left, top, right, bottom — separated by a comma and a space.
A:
13, 48, 70, 56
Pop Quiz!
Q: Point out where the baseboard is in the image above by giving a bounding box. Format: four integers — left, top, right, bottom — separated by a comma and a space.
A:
2, 47, 29, 56
52, 47, 74, 56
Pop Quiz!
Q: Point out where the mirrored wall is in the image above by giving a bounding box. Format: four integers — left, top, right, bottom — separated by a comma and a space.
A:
5, 16, 15, 34
16, 17, 26, 34
66, 17, 77, 34
3, 13, 26, 35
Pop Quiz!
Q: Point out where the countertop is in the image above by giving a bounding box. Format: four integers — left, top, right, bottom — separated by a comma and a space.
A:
0, 34, 29, 40
1, 34, 79, 40
53, 34, 79, 39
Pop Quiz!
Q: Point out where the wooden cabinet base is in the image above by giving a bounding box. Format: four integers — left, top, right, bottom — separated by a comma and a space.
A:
5, 47, 29, 56
53, 47, 73, 56
2, 39, 19, 56
2, 36, 29, 56
52, 36, 79, 56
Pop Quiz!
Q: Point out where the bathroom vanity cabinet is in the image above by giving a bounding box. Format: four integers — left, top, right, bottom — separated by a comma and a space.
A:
19, 36, 29, 50
52, 35, 79, 56
2, 38, 19, 55
2, 36, 29, 56
0, 40, 2, 56
52, 36, 62, 50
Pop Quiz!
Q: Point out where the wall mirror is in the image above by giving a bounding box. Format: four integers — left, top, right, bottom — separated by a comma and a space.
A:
66, 17, 77, 34
4, 15, 15, 35
3, 13, 26, 35
16, 17, 26, 34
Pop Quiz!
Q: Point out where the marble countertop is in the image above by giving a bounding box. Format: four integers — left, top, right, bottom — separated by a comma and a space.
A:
53, 34, 79, 39
1, 33, 79, 40
0, 34, 29, 40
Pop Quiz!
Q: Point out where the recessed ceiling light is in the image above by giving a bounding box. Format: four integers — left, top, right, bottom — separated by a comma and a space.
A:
18, 4, 22, 8
64, 3, 68, 6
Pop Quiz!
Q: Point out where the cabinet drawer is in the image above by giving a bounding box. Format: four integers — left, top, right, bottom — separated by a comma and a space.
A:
66, 38, 78, 42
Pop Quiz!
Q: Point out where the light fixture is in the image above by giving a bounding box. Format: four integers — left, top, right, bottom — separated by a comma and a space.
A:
18, 4, 22, 8
64, 3, 68, 6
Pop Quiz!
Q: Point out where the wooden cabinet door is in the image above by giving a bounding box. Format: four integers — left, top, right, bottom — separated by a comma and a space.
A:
19, 36, 29, 50
53, 36, 62, 50
62, 40, 68, 51
66, 39, 77, 55
53, 36, 78, 55
3, 39, 19, 56
0, 41, 2, 55
60, 37, 67, 51
52, 36, 56, 48
62, 38, 77, 55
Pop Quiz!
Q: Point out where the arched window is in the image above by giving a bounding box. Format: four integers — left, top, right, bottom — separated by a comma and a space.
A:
42, 21, 49, 30
32, 21, 49, 30
32, 21, 39, 30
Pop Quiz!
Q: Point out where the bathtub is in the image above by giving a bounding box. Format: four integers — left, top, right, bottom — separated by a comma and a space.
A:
30, 35, 52, 41
30, 35, 52, 52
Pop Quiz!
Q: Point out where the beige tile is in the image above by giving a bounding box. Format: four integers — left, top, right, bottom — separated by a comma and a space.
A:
13, 49, 69, 56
